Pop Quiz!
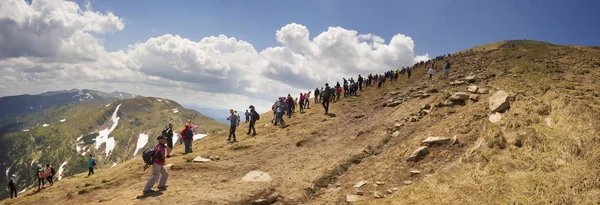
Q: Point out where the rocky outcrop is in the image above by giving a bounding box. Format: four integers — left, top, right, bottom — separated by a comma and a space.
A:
467, 85, 478, 93
451, 92, 469, 101
406, 146, 429, 162
489, 91, 510, 112
489, 112, 502, 123
421, 137, 451, 146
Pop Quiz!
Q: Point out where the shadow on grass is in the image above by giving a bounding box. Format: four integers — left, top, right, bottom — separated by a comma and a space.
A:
325, 113, 337, 117
136, 191, 164, 199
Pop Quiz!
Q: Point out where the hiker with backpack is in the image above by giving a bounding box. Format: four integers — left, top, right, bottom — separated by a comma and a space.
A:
162, 123, 174, 158
179, 124, 194, 153
305, 91, 311, 109
286, 94, 294, 118
88, 154, 96, 177
299, 93, 305, 113
36, 164, 45, 191
444, 60, 450, 79
322, 83, 332, 114
247, 105, 259, 136
45, 163, 55, 186
143, 135, 169, 193
227, 109, 239, 142
314, 88, 320, 104
9, 174, 17, 198
428, 65, 434, 84
245, 110, 250, 123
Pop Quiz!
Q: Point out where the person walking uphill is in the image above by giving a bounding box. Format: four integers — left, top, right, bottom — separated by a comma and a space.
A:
227, 109, 239, 143
322, 83, 332, 114
45, 163, 55, 186
247, 105, 259, 136
299, 93, 305, 113
286, 94, 294, 118
87, 155, 96, 177
179, 124, 194, 154
9, 174, 17, 198
36, 164, 45, 191
314, 88, 320, 104
245, 110, 250, 123
143, 136, 169, 193
162, 123, 174, 158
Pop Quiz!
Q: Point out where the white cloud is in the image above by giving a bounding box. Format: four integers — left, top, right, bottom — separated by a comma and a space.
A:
0, 0, 429, 113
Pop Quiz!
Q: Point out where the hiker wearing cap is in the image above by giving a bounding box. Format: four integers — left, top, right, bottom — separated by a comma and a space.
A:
36, 164, 45, 191
88, 154, 96, 177
227, 109, 239, 142
9, 174, 17, 198
143, 136, 169, 193
247, 105, 259, 136
322, 83, 332, 114
45, 163, 54, 186
179, 123, 193, 154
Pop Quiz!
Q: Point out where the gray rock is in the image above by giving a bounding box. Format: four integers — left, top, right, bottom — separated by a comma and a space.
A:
387, 101, 402, 107
242, 171, 273, 182
410, 170, 422, 176
476, 88, 489, 94
406, 146, 429, 162
420, 104, 431, 110
354, 180, 368, 188
374, 191, 384, 199
353, 114, 366, 119
465, 75, 477, 83
450, 80, 466, 86
469, 94, 480, 101
267, 192, 280, 203
421, 137, 451, 146
467, 85, 478, 93
403, 180, 413, 185
489, 91, 510, 112
346, 195, 364, 203
489, 112, 502, 123
392, 131, 401, 138
252, 199, 269, 205
355, 190, 364, 196
393, 123, 404, 130
193, 156, 211, 163
451, 92, 469, 101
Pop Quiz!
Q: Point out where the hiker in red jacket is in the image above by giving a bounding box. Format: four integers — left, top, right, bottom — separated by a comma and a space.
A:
143, 136, 169, 193
179, 123, 193, 153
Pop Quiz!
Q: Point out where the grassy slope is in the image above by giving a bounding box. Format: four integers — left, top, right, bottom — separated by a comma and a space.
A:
3, 40, 600, 204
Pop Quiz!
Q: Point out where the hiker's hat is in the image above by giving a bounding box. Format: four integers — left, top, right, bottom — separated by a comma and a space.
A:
157, 135, 166, 140
249, 105, 254, 108
11, 174, 15, 177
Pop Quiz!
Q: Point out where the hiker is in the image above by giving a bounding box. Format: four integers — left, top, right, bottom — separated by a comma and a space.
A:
407, 67, 412, 79
294, 98, 298, 113
336, 86, 342, 101
286, 94, 294, 118
36, 164, 45, 190
247, 105, 259, 136
299, 93, 305, 113
227, 109, 238, 142
428, 65, 434, 84
322, 83, 331, 114
162, 123, 174, 158
143, 136, 169, 193
187, 120, 195, 151
314, 88, 320, 104
358, 75, 364, 91
9, 174, 17, 198
305, 91, 311, 109
444, 60, 450, 79
275, 97, 286, 127
343, 78, 348, 97
245, 110, 250, 123
179, 123, 194, 153
45, 163, 54, 186
235, 111, 241, 126
88, 155, 96, 177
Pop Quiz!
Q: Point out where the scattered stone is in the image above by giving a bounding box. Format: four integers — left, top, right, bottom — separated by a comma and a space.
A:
450, 80, 466, 86
355, 190, 364, 196
391, 131, 401, 138
267, 193, 280, 203
420, 104, 431, 110
386, 189, 394, 194
467, 85, 478, 93
545, 117, 552, 127
387, 101, 402, 107
406, 146, 429, 162
375, 181, 385, 185
476, 88, 489, 94
208, 156, 215, 161
353, 114, 366, 119
374, 191, 384, 199
450, 92, 469, 101
489, 90, 510, 113
403, 180, 413, 185
410, 170, 422, 176
419, 93, 430, 99
489, 112, 502, 123
215, 155, 220, 160
242, 171, 273, 182
346, 195, 364, 203
193, 156, 211, 163
443, 100, 455, 107
410, 116, 418, 122
354, 180, 368, 188
421, 137, 451, 146
389, 91, 401, 96
356, 131, 365, 137
252, 199, 269, 205
164, 164, 174, 170
465, 75, 476, 83
469, 94, 480, 101
393, 123, 404, 130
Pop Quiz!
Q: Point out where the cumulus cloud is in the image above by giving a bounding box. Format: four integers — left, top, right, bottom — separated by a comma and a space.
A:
0, 0, 429, 112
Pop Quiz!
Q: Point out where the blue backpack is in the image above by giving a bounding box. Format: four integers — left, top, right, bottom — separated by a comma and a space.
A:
185, 127, 194, 140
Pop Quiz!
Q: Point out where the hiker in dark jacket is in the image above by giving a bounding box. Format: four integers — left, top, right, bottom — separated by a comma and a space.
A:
245, 110, 250, 123
247, 105, 259, 136
227, 109, 239, 142
143, 136, 168, 193
87, 155, 95, 177
286, 94, 294, 118
163, 123, 174, 158
9, 174, 17, 198
358, 75, 364, 91
36, 164, 45, 191
45, 163, 54, 186
322, 83, 332, 114
179, 124, 193, 153
314, 88, 320, 104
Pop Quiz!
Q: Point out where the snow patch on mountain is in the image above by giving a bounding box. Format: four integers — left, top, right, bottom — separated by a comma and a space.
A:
60, 119, 66, 122
58, 161, 68, 180
157, 98, 163, 102
172, 108, 179, 113
193, 134, 208, 141
105, 104, 111, 107
133, 133, 149, 157
23, 129, 30, 132
95, 104, 121, 157
18, 189, 27, 194
42, 124, 49, 127
5, 166, 10, 177
112, 162, 117, 167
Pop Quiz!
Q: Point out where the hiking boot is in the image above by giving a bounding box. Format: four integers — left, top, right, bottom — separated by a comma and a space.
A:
158, 186, 168, 190
166, 155, 172, 158
252, 133, 256, 136
143, 190, 155, 194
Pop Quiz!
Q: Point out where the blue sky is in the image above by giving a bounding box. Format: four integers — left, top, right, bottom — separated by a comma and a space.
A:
89, 0, 600, 57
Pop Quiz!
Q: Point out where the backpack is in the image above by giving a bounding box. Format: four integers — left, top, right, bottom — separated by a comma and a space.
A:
161, 127, 170, 137
51, 167, 56, 175
91, 159, 96, 167
185, 127, 194, 140
37, 168, 44, 178
142, 146, 155, 166
254, 112, 260, 121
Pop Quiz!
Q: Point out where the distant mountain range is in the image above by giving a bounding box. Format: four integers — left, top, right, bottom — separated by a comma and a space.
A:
184, 105, 232, 124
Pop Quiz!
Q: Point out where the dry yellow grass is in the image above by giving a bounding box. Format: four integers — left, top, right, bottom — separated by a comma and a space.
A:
3, 40, 600, 205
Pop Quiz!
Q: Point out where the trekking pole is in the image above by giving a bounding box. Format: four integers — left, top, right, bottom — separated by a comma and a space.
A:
143, 164, 149, 171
